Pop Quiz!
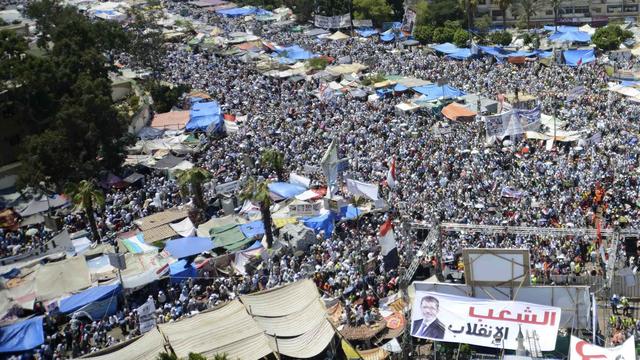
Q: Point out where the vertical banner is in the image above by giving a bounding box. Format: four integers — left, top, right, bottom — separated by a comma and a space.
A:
401, 8, 417, 34
137, 299, 157, 334
569, 335, 635, 359
411, 291, 561, 351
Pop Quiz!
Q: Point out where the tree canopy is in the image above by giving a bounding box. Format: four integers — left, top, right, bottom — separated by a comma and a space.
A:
593, 25, 633, 51
353, 0, 393, 27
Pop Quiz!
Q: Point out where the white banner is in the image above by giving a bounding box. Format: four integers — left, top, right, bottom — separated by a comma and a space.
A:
346, 178, 379, 201
569, 335, 635, 360
411, 291, 561, 351
314, 13, 351, 29
137, 299, 157, 334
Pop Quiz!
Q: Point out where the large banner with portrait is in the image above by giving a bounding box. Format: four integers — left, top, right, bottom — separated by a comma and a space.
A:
411, 291, 561, 351
569, 335, 635, 360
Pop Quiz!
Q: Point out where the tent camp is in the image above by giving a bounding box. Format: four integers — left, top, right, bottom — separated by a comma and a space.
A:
59, 283, 122, 319
279, 223, 316, 251
268, 182, 307, 200
432, 43, 461, 54
549, 31, 591, 43
164, 237, 214, 259
17, 194, 68, 217
302, 212, 336, 238
563, 49, 596, 66
169, 259, 197, 284
150, 111, 190, 130
412, 84, 466, 101
327, 31, 349, 41
210, 224, 254, 251
186, 101, 223, 132
35, 256, 92, 302
441, 102, 477, 121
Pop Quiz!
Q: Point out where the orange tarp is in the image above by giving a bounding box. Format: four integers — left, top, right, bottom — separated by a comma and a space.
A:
441, 102, 477, 121
150, 111, 190, 130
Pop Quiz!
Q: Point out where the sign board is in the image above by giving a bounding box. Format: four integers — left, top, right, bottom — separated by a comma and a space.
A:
137, 299, 157, 334
215, 180, 240, 194
401, 8, 417, 34
411, 291, 561, 351
570, 335, 635, 360
288, 201, 322, 217
314, 13, 351, 29
462, 248, 530, 286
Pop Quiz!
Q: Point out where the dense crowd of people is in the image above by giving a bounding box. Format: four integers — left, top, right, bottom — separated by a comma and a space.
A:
3, 0, 640, 358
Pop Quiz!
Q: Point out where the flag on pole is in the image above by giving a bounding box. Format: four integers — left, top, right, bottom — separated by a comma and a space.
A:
378, 218, 399, 269
321, 140, 338, 198
386, 158, 397, 189
577, 57, 583, 66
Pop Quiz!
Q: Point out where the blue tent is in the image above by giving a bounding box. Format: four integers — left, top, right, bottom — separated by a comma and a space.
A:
432, 43, 460, 54
186, 101, 222, 132
447, 48, 472, 60
393, 84, 408, 92
412, 84, 466, 101
239, 220, 265, 239
544, 25, 579, 33
246, 240, 263, 250
268, 182, 306, 199
549, 31, 591, 43
275, 45, 316, 60
302, 212, 336, 238
356, 28, 378, 38
537, 50, 553, 59
216, 7, 257, 17
164, 237, 214, 259
382, 22, 401, 31
0, 317, 44, 353
563, 49, 595, 66
507, 50, 538, 57
59, 284, 121, 319
169, 260, 197, 284
376, 88, 394, 98
339, 205, 362, 220
380, 33, 395, 42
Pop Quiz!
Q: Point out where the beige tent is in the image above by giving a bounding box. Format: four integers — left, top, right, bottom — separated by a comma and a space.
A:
35, 256, 92, 301
327, 31, 350, 41
326, 63, 367, 76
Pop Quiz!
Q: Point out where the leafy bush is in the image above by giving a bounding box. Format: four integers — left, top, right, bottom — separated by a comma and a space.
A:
307, 57, 329, 70
414, 25, 434, 44
453, 28, 469, 47
593, 25, 633, 51
432, 26, 456, 43
489, 31, 512, 46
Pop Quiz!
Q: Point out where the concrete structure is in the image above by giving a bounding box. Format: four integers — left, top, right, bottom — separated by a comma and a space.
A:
476, 0, 639, 26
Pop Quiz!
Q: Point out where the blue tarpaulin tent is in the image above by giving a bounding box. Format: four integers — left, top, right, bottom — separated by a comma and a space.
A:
169, 260, 197, 284
432, 43, 460, 54
543, 25, 579, 33
447, 48, 472, 60
268, 182, 306, 199
339, 205, 362, 220
59, 284, 121, 319
508, 50, 538, 57
376, 88, 393, 97
382, 22, 401, 31
186, 101, 222, 132
412, 84, 466, 101
393, 84, 408, 92
302, 212, 336, 238
549, 31, 591, 43
356, 28, 378, 37
274, 45, 316, 60
537, 50, 553, 58
563, 49, 595, 66
164, 237, 214, 259
0, 317, 44, 353
216, 7, 257, 17
380, 33, 395, 42
239, 220, 265, 239
478, 45, 509, 59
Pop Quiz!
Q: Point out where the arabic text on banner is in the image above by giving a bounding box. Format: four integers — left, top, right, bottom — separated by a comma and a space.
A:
411, 291, 561, 351
137, 299, 157, 334
569, 335, 635, 360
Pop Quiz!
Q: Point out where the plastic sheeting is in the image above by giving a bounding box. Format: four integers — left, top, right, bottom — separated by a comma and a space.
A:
563, 49, 596, 67
164, 237, 213, 259
340, 205, 363, 220
268, 182, 307, 199
412, 84, 466, 101
0, 316, 44, 353
432, 42, 460, 54
122, 233, 157, 254
447, 48, 472, 60
59, 284, 121, 318
216, 6, 257, 17
356, 28, 378, 37
549, 31, 591, 43
239, 220, 265, 239
302, 212, 336, 238
169, 260, 197, 284
186, 101, 222, 132
274, 45, 316, 60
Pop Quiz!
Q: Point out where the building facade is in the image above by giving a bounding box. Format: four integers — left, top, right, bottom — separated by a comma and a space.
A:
475, 0, 640, 26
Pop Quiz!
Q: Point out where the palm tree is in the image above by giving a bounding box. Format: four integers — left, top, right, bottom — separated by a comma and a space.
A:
65, 180, 104, 242
239, 177, 274, 248
548, 0, 562, 31
514, 0, 539, 30
175, 167, 212, 211
458, 0, 478, 28
496, 0, 512, 30
188, 353, 208, 360
259, 149, 285, 181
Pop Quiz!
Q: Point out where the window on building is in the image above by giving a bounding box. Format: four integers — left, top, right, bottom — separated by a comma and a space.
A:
545, 10, 553, 16
624, 5, 638, 12
574, 6, 589, 14
492, 10, 503, 18
561, 7, 573, 14
592, 7, 602, 14
608, 5, 623, 13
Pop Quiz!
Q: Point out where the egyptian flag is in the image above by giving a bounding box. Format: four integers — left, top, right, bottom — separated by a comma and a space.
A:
379, 218, 399, 269
386, 158, 397, 189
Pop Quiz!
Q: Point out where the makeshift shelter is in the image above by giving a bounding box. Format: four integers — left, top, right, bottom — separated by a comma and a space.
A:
563, 49, 596, 66
356, 28, 378, 37
216, 6, 257, 17
543, 25, 579, 33
268, 182, 307, 200
35, 256, 92, 302
150, 111, 190, 130
549, 31, 591, 43
412, 84, 466, 101
59, 283, 122, 319
441, 102, 477, 121
169, 259, 197, 284
134, 208, 188, 232
169, 217, 196, 237
239, 220, 265, 239
0, 316, 44, 353
432, 43, 460, 54
447, 48, 472, 60
280, 223, 316, 252
164, 237, 214, 259
186, 101, 223, 132
339, 205, 363, 220
327, 31, 349, 41
121, 234, 157, 254
17, 194, 68, 217
196, 215, 247, 238
210, 224, 252, 251
302, 212, 336, 238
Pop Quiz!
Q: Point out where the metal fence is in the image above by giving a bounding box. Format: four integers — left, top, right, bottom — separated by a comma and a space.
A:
550, 274, 640, 298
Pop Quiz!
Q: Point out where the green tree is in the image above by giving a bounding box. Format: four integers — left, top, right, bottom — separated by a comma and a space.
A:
176, 167, 212, 212
146, 81, 191, 113
260, 149, 285, 181
353, 0, 393, 27
188, 353, 208, 360
307, 57, 329, 70
432, 26, 456, 43
489, 30, 513, 46
548, 0, 562, 31
457, 0, 478, 28
415, 0, 462, 27
284, 0, 313, 23
240, 178, 274, 248
156, 353, 177, 360
512, 0, 539, 30
453, 28, 470, 47
414, 25, 434, 44
496, 0, 512, 29
592, 25, 633, 51
475, 14, 492, 35
387, 0, 404, 21
125, 8, 166, 73
65, 180, 105, 241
